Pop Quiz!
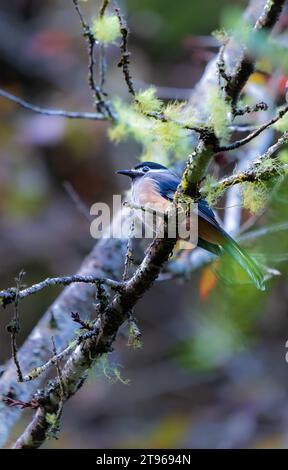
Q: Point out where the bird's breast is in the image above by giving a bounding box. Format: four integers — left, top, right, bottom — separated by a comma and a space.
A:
132, 177, 171, 211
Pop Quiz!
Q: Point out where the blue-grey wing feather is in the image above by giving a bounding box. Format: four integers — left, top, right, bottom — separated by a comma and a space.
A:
158, 171, 221, 230
156, 172, 179, 200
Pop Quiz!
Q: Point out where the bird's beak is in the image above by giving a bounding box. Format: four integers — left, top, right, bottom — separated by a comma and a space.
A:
116, 169, 140, 178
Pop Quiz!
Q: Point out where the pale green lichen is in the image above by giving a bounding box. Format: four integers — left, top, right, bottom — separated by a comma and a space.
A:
153, 120, 184, 151
108, 122, 127, 143
94, 354, 130, 385
165, 102, 200, 129
134, 87, 163, 114
201, 174, 225, 206
109, 98, 153, 145
127, 321, 142, 349
207, 89, 231, 143
91, 14, 120, 45
212, 28, 229, 44
108, 98, 190, 163
242, 181, 269, 214
251, 156, 285, 188
46, 412, 61, 439
46, 413, 58, 427
163, 101, 186, 120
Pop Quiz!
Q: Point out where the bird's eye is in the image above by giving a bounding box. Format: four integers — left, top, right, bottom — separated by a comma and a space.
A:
142, 166, 150, 173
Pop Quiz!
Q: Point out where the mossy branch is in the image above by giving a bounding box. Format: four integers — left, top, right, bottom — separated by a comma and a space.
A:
203, 132, 288, 196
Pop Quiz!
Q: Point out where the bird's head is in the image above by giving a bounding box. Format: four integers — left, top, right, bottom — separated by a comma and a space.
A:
116, 161, 169, 180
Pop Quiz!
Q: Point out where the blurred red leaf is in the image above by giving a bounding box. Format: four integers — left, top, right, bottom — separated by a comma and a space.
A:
199, 266, 218, 302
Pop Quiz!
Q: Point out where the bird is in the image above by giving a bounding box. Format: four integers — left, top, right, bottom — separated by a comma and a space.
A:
117, 161, 265, 291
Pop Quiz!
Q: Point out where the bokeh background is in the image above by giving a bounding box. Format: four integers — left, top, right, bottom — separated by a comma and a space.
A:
1, 0, 288, 449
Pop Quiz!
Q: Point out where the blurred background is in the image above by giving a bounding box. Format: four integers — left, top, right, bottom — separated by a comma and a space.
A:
1, 0, 288, 449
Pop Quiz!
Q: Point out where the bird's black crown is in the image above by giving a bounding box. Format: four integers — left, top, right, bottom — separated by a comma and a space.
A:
134, 162, 168, 171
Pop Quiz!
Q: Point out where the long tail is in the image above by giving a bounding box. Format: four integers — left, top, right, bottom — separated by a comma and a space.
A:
221, 234, 265, 291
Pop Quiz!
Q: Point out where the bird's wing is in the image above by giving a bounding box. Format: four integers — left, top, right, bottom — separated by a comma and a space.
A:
198, 199, 221, 230
154, 169, 225, 245
156, 171, 180, 201
159, 172, 221, 229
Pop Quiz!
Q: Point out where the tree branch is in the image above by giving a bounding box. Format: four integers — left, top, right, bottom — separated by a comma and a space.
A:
0, 211, 128, 448
0, 275, 122, 307
72, 0, 115, 119
225, 0, 286, 107
115, 2, 135, 96
218, 104, 288, 152
13, 225, 177, 449
0, 89, 106, 121
208, 132, 288, 192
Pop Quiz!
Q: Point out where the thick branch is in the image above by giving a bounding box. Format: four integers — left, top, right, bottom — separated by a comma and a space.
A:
13, 231, 177, 449
177, 1, 284, 199
0, 212, 127, 448
225, 0, 286, 106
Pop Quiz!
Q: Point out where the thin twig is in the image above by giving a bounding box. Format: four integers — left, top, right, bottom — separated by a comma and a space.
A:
7, 271, 26, 382
0, 89, 106, 120
146, 110, 208, 134
123, 200, 168, 218
123, 216, 135, 281
72, 0, 114, 119
98, 1, 110, 92
63, 181, 92, 222
218, 104, 288, 151
22, 340, 77, 382
51, 337, 65, 399
3, 397, 39, 410
115, 2, 135, 96
228, 124, 258, 132
13, 228, 177, 448
71, 312, 93, 331
0, 275, 123, 306
95, 280, 110, 314
208, 132, 288, 193
234, 101, 268, 117
71, 0, 86, 30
